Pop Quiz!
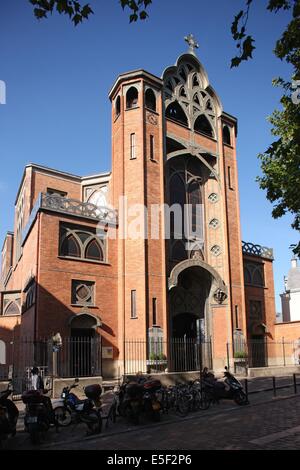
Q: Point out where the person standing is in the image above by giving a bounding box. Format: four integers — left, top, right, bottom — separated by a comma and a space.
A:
30, 367, 44, 391
30, 367, 56, 426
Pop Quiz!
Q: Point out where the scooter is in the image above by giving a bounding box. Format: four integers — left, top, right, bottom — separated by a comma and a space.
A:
118, 376, 162, 424
53, 379, 102, 435
202, 367, 249, 406
22, 388, 55, 445
0, 381, 19, 449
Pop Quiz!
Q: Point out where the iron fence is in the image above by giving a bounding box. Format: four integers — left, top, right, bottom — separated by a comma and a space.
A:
124, 338, 213, 375
0, 336, 102, 396
230, 338, 300, 373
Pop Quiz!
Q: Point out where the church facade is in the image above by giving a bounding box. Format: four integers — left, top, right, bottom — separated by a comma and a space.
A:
0, 43, 277, 377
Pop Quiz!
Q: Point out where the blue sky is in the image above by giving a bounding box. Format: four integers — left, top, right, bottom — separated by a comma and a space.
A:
0, 0, 297, 311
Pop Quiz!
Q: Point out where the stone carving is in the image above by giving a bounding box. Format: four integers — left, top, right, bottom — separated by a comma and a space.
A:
213, 288, 227, 304
147, 113, 158, 125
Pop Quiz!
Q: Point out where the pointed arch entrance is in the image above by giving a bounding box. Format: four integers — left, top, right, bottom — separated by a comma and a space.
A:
69, 313, 102, 377
168, 259, 227, 370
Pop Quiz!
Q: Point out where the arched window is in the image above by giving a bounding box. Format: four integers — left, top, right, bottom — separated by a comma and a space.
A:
188, 180, 202, 233
170, 173, 185, 207
223, 125, 231, 145
145, 89, 156, 111
61, 235, 81, 258
4, 301, 20, 315
165, 101, 188, 127
60, 225, 106, 262
115, 96, 121, 117
253, 267, 264, 286
194, 114, 213, 137
193, 74, 200, 87
85, 239, 103, 261
126, 87, 138, 109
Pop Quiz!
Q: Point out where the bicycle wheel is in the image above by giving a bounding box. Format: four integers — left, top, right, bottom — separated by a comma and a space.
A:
175, 397, 189, 417
198, 391, 211, 410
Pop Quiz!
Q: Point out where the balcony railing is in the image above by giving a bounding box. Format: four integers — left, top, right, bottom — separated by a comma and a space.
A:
242, 241, 274, 260
40, 193, 117, 225
22, 193, 117, 246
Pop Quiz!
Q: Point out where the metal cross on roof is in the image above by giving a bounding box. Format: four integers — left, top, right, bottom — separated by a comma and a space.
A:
184, 34, 199, 55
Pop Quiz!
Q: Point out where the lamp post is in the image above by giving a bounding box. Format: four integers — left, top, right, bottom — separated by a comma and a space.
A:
52, 333, 62, 378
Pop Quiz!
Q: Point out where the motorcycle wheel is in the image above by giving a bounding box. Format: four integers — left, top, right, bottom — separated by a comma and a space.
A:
85, 410, 102, 435
54, 407, 72, 427
234, 391, 249, 406
28, 424, 40, 445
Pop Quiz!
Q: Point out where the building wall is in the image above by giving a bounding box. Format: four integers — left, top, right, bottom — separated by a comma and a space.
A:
290, 291, 300, 322
243, 255, 276, 340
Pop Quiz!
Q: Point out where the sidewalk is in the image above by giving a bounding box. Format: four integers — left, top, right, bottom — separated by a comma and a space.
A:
5, 375, 300, 450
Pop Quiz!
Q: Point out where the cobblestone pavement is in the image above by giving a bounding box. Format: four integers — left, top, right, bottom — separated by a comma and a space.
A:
44, 395, 300, 450
3, 376, 300, 450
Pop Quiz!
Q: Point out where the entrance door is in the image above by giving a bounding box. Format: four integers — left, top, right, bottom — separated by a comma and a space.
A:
249, 335, 267, 367
71, 328, 94, 377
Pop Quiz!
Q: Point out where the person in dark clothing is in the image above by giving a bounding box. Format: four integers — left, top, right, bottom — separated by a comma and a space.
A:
30, 367, 57, 426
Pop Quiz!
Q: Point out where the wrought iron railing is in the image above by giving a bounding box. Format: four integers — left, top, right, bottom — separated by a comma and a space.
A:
41, 193, 117, 226
242, 241, 274, 260
124, 338, 213, 375
22, 193, 118, 245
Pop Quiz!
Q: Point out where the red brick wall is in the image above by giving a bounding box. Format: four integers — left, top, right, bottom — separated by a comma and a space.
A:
243, 255, 276, 340
36, 212, 118, 352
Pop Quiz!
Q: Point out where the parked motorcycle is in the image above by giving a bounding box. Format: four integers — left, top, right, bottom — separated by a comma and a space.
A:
0, 381, 19, 449
118, 376, 162, 424
202, 367, 249, 406
21, 388, 55, 445
53, 379, 102, 435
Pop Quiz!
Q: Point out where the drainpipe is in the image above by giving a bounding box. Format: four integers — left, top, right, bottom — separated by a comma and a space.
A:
34, 211, 41, 359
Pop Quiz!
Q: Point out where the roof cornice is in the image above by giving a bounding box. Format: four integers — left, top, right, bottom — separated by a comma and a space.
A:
109, 69, 163, 101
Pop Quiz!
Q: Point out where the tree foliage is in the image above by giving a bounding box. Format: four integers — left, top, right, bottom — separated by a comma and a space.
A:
29, 0, 94, 26
27, 0, 300, 256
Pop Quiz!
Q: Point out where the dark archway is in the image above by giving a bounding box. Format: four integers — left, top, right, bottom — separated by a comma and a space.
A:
166, 101, 188, 127
170, 266, 213, 339
145, 88, 156, 111
223, 125, 231, 145
194, 114, 213, 137
169, 265, 214, 372
126, 86, 138, 109
70, 313, 100, 377
173, 313, 198, 339
115, 95, 121, 117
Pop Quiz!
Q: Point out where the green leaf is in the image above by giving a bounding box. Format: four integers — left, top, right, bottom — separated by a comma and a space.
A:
231, 10, 244, 40
72, 13, 82, 25
129, 13, 138, 22
34, 7, 48, 19
139, 10, 148, 20
231, 56, 242, 68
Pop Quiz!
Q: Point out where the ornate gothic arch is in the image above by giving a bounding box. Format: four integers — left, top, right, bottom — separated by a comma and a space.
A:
168, 259, 228, 304
163, 54, 223, 137
166, 149, 219, 183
